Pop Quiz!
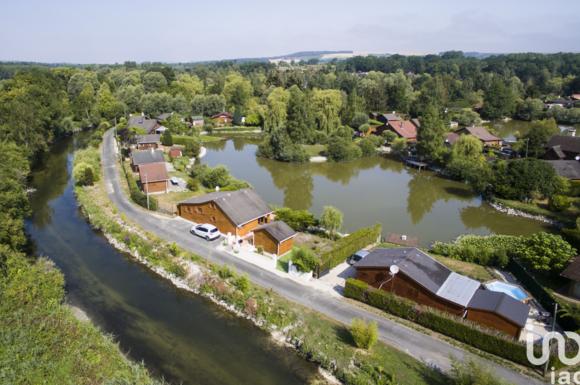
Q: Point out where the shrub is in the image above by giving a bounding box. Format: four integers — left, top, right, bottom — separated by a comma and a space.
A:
184, 140, 201, 158
390, 137, 407, 155
512, 232, 576, 273
357, 137, 378, 156
326, 137, 362, 161
186, 178, 200, 191
350, 112, 369, 129
216, 264, 233, 279
121, 162, 157, 210
274, 207, 317, 231
350, 318, 378, 350
548, 194, 571, 211
234, 275, 250, 294
193, 164, 232, 189
291, 247, 319, 272
73, 162, 96, 186
450, 360, 509, 385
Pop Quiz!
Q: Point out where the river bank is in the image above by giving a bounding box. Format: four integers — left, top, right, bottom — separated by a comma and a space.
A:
77, 136, 451, 384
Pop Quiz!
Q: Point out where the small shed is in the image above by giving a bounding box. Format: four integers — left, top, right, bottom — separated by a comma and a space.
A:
169, 147, 183, 159
254, 221, 297, 256
138, 162, 169, 194
136, 134, 161, 150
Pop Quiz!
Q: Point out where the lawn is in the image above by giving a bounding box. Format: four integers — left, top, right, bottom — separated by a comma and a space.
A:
294, 232, 335, 255
199, 134, 226, 142
301, 144, 327, 157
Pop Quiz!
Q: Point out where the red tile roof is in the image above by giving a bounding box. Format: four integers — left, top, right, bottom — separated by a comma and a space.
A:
139, 162, 168, 183
387, 120, 417, 140
169, 148, 182, 158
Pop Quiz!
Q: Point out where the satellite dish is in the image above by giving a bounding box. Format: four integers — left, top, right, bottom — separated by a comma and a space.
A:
390, 265, 400, 275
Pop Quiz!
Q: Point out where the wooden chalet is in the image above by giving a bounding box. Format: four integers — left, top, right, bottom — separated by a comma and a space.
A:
139, 162, 169, 194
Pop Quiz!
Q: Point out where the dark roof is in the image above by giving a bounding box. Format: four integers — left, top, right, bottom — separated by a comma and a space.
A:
131, 149, 165, 165
354, 248, 481, 306
255, 221, 296, 242
468, 289, 530, 327
354, 248, 452, 294
446, 132, 460, 145
192, 115, 204, 121
546, 160, 580, 180
561, 257, 580, 282
179, 189, 272, 226
138, 162, 168, 183
547, 145, 566, 159
128, 116, 159, 134
136, 134, 161, 144
461, 126, 501, 142
156, 112, 173, 121
546, 135, 580, 154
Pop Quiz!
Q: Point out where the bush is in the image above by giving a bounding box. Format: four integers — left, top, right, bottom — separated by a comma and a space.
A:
450, 360, 509, 385
274, 207, 317, 231
344, 279, 537, 368
326, 137, 362, 161
234, 275, 250, 294
184, 140, 201, 158
291, 247, 319, 272
358, 137, 379, 156
350, 318, 378, 350
73, 162, 96, 186
548, 194, 571, 211
351, 112, 369, 129
382, 130, 398, 144
186, 178, 200, 191
317, 224, 381, 275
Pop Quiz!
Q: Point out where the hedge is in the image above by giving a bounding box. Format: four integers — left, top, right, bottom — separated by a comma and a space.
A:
121, 161, 158, 211
344, 278, 548, 368
316, 224, 381, 276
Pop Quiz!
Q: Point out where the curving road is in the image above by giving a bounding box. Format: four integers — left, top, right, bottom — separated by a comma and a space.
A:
101, 129, 546, 385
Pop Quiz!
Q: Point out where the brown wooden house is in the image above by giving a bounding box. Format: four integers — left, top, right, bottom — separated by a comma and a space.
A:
138, 162, 169, 194
177, 189, 273, 238
136, 134, 161, 150
455, 126, 502, 147
211, 112, 233, 126
254, 221, 296, 256
128, 115, 160, 134
130, 149, 165, 172
353, 248, 529, 338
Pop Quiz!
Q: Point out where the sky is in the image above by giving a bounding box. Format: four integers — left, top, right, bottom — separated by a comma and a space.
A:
1, 0, 579, 63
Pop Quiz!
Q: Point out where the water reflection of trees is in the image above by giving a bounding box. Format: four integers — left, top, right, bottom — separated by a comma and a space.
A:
29, 139, 73, 227
459, 205, 549, 235
406, 173, 475, 224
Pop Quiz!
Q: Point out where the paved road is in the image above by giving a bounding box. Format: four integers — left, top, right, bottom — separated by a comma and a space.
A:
101, 129, 546, 385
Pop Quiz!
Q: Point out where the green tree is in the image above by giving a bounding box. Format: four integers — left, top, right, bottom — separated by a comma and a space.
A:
191, 94, 226, 116
416, 105, 447, 163
320, 206, 343, 236
312, 89, 343, 135
291, 247, 319, 272
492, 158, 565, 200
350, 318, 378, 350
390, 137, 408, 155
264, 87, 290, 132
513, 233, 576, 273
326, 137, 362, 161
96, 83, 123, 121
452, 109, 482, 127
160, 130, 173, 146
516, 98, 545, 121
257, 128, 309, 162
143, 71, 168, 92
274, 207, 317, 231
73, 162, 95, 186
184, 140, 201, 158
286, 86, 314, 143
482, 77, 516, 120
170, 73, 203, 100
517, 118, 559, 158
223, 72, 253, 110
447, 135, 491, 191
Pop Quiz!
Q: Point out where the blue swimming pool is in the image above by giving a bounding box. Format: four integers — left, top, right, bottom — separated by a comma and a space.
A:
485, 281, 529, 301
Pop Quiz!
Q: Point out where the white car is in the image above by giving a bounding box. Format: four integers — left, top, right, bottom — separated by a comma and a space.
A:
190, 224, 221, 241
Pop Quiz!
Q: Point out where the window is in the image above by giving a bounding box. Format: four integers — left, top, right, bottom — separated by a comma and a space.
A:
196, 207, 202, 213
258, 216, 267, 224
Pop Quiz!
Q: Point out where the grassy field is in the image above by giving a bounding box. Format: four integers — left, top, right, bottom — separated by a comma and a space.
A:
301, 144, 327, 157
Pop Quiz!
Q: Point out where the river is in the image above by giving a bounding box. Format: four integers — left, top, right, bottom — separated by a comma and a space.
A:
202, 137, 550, 246
24, 134, 318, 385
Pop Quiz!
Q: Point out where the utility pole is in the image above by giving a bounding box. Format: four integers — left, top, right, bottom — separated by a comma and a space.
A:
543, 303, 558, 376
144, 173, 150, 210
525, 138, 530, 158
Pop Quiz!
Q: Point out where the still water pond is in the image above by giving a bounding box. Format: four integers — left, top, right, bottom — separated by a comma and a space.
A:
203, 138, 549, 245
25, 135, 317, 385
